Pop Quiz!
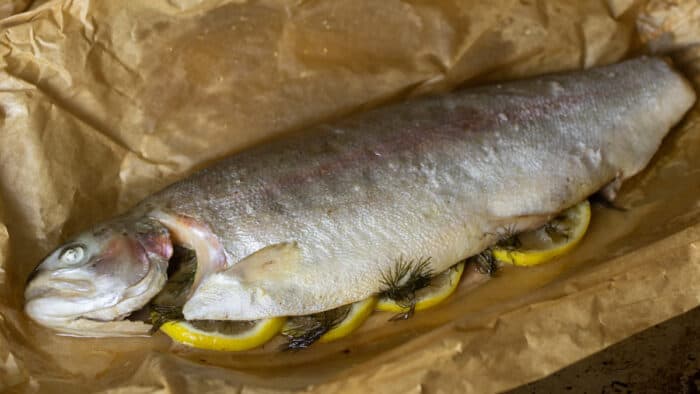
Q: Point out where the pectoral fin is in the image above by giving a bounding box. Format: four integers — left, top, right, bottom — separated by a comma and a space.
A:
230, 242, 303, 283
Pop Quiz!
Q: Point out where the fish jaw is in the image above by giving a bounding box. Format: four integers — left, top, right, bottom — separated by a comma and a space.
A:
42, 319, 156, 337
24, 216, 172, 336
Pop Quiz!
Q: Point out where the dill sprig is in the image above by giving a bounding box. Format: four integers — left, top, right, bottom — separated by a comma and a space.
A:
544, 220, 570, 240
159, 246, 197, 303
149, 304, 184, 334
470, 248, 499, 277
379, 257, 434, 321
494, 224, 521, 250
476, 224, 518, 274
281, 305, 352, 351
147, 245, 197, 334
590, 193, 627, 211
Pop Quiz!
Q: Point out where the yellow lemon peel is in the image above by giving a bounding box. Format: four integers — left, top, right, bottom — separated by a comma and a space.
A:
376, 262, 465, 313
319, 297, 377, 342
493, 200, 591, 267
161, 317, 286, 351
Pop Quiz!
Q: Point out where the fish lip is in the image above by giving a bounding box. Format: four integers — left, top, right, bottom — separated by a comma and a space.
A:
25, 261, 165, 334
29, 316, 153, 337
27, 280, 95, 299
25, 264, 99, 300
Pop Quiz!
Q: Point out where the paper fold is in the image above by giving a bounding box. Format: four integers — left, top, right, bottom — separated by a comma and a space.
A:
1, 0, 699, 392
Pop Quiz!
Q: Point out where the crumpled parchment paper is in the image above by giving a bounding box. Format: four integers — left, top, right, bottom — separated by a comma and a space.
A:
1, 0, 699, 393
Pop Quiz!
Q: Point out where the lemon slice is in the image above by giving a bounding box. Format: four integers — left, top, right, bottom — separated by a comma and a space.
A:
320, 297, 377, 343
492, 200, 591, 267
160, 317, 286, 351
376, 262, 465, 313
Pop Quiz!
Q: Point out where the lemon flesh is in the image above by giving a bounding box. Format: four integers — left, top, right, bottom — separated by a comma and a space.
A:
492, 200, 591, 267
320, 297, 377, 342
376, 262, 465, 313
161, 317, 286, 351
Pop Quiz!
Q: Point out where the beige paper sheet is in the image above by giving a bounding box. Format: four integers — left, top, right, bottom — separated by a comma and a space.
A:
1, 0, 699, 393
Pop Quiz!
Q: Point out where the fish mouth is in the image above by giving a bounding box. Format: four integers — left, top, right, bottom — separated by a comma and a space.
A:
24, 217, 176, 336
32, 244, 198, 337
25, 256, 169, 336
25, 278, 96, 300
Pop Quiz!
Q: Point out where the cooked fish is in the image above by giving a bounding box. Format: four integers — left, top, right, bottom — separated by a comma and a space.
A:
24, 57, 695, 335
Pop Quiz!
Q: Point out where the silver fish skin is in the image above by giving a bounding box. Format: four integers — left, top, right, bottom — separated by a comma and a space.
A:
165, 57, 693, 321
24, 57, 695, 333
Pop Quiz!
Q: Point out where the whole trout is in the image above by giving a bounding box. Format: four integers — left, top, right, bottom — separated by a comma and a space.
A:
25, 57, 695, 335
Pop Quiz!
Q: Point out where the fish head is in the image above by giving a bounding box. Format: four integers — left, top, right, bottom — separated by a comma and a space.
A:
24, 216, 173, 336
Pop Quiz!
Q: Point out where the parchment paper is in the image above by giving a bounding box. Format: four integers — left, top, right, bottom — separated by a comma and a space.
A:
0, 1, 31, 19
1, 0, 699, 393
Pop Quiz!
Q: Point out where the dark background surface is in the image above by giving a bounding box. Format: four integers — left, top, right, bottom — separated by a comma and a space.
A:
508, 306, 700, 393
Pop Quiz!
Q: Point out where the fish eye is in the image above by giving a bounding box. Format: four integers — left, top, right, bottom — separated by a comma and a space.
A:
59, 244, 86, 265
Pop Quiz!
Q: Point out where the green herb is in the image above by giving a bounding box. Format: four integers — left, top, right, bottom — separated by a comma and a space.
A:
379, 257, 434, 321
281, 305, 352, 351
544, 220, 570, 241
495, 224, 521, 250
147, 245, 197, 334
470, 248, 498, 277
149, 304, 184, 334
